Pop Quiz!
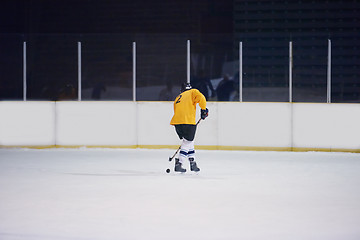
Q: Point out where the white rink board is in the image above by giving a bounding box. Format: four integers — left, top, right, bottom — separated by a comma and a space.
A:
195, 102, 218, 146
137, 101, 178, 146
56, 102, 137, 146
293, 103, 360, 150
0, 101, 359, 151
0, 102, 55, 146
217, 102, 292, 148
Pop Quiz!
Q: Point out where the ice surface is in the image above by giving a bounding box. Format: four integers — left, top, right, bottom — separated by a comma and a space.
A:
0, 148, 360, 240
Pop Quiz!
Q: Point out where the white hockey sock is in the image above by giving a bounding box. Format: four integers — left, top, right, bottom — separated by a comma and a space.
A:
179, 138, 195, 163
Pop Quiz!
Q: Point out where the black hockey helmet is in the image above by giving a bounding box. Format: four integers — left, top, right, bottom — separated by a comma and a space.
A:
180, 82, 192, 92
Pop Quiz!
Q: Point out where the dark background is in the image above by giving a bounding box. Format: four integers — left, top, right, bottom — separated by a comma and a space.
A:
0, 0, 359, 102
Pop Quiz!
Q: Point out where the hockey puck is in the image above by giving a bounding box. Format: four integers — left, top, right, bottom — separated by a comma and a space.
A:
166, 168, 170, 173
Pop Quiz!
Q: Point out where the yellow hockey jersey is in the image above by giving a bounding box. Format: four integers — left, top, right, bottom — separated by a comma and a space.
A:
170, 88, 207, 125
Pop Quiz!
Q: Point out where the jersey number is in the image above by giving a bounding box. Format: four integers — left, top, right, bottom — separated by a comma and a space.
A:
175, 95, 182, 104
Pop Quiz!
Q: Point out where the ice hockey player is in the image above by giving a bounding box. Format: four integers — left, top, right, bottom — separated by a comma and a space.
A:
170, 82, 209, 172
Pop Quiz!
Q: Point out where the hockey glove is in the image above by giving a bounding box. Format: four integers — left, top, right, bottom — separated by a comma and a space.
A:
201, 108, 209, 120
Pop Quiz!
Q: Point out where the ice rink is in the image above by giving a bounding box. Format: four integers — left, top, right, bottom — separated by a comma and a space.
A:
0, 148, 359, 240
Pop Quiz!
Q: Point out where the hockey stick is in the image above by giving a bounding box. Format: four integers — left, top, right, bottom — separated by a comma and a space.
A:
168, 118, 202, 162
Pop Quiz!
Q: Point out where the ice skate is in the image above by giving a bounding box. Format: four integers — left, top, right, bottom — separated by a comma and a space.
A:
189, 158, 200, 172
174, 158, 186, 173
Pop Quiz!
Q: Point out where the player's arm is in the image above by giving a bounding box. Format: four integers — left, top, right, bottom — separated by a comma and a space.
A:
193, 89, 206, 109
193, 90, 208, 120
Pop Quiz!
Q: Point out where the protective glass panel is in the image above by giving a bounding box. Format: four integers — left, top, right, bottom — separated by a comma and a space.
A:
136, 34, 187, 101
241, 35, 289, 102
331, 34, 360, 103
26, 34, 78, 100
81, 34, 133, 101
292, 36, 328, 103
190, 34, 237, 102
0, 34, 23, 100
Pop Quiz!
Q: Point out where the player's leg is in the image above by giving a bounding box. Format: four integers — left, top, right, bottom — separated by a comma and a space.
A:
174, 125, 187, 172
184, 139, 200, 172
179, 138, 192, 163
182, 125, 200, 172
174, 124, 200, 172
